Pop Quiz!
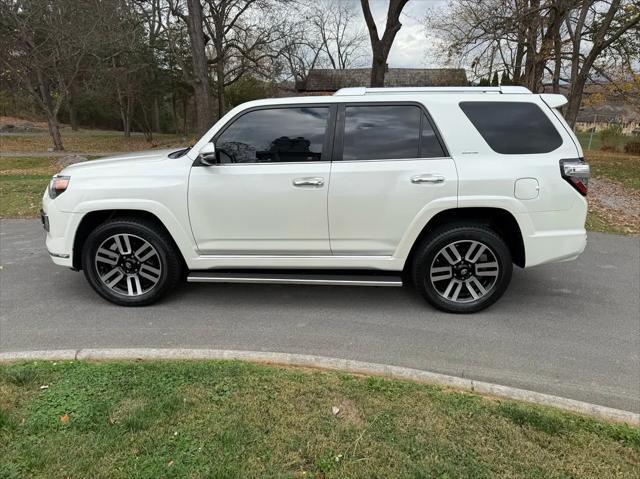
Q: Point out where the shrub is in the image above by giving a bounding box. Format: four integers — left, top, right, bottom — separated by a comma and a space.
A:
599, 124, 623, 151
624, 140, 640, 155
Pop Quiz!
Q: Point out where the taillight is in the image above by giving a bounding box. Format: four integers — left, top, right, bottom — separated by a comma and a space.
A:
49, 175, 70, 199
560, 159, 589, 196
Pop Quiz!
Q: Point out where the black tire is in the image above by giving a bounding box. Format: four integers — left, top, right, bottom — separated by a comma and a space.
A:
412, 223, 512, 314
81, 217, 183, 306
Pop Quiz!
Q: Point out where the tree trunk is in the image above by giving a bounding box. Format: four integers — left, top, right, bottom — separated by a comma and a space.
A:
564, 73, 587, 129
36, 70, 64, 151
172, 93, 179, 134
152, 97, 161, 132
215, 35, 226, 119
370, 56, 386, 87
46, 114, 64, 151
68, 102, 79, 131
360, 0, 409, 88
186, 0, 213, 135
67, 82, 79, 131
552, 32, 561, 94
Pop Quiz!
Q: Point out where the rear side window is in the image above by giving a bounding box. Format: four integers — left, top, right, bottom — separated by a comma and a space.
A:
459, 101, 562, 154
342, 105, 445, 161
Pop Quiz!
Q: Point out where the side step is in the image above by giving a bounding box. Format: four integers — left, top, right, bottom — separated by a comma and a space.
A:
187, 271, 403, 287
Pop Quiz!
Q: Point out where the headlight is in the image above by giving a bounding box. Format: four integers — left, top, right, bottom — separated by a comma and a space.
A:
49, 175, 70, 199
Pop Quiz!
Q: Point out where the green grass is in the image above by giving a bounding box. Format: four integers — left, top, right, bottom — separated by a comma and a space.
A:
0, 156, 98, 218
0, 361, 638, 478
576, 131, 635, 152
585, 208, 630, 235
0, 174, 51, 218
585, 150, 640, 191
0, 129, 189, 153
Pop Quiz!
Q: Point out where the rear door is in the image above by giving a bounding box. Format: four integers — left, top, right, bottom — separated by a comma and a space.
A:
328, 103, 457, 255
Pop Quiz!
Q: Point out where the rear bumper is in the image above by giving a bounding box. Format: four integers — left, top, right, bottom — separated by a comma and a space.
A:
523, 229, 587, 267
518, 195, 588, 268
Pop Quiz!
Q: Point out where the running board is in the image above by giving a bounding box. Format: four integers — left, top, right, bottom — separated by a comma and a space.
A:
187, 271, 403, 287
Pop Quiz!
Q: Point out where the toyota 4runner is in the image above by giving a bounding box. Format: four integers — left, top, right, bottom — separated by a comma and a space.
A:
42, 86, 590, 313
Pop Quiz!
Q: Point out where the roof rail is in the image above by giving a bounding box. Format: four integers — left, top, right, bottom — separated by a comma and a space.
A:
333, 86, 531, 96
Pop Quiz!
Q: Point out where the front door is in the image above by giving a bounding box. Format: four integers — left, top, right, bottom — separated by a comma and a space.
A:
188, 105, 335, 255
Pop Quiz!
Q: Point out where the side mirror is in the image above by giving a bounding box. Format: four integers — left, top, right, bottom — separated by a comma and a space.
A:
198, 142, 217, 166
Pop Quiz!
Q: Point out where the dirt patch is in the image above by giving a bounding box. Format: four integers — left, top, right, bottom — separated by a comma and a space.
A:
0, 116, 49, 133
589, 177, 640, 235
333, 398, 364, 428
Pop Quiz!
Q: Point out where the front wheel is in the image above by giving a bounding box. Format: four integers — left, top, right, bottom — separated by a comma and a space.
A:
412, 224, 513, 314
81, 218, 183, 306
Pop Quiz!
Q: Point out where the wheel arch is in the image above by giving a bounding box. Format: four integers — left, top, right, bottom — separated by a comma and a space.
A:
404, 207, 525, 271
72, 209, 187, 270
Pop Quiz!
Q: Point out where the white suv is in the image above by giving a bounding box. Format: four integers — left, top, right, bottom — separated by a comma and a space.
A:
42, 86, 589, 313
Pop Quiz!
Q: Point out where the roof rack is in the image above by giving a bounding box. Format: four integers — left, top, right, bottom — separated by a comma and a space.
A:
333, 86, 531, 96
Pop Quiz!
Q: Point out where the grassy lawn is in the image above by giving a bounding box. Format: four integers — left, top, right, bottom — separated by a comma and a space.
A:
0, 157, 58, 218
584, 150, 640, 191
1, 129, 188, 154
0, 360, 637, 478
575, 131, 635, 152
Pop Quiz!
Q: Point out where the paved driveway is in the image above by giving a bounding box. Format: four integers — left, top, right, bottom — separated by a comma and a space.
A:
1, 219, 638, 412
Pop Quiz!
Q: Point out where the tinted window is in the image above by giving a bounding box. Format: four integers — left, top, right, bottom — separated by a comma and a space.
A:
459, 101, 562, 154
421, 114, 446, 158
343, 105, 420, 160
216, 107, 329, 163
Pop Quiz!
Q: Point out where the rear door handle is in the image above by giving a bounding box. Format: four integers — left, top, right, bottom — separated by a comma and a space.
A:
411, 174, 445, 184
293, 177, 324, 187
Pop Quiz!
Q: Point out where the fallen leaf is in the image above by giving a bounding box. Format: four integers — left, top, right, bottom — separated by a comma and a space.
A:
332, 406, 340, 416
60, 414, 70, 424
39, 385, 49, 390
167, 460, 174, 467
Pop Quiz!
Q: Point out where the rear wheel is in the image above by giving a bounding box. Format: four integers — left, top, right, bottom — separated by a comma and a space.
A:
412, 224, 512, 313
81, 218, 183, 306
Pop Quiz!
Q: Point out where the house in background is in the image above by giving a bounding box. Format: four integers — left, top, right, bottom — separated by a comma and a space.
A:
295, 68, 469, 94
575, 100, 640, 135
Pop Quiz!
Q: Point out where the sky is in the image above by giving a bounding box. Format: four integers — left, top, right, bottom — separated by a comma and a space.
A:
358, 0, 449, 68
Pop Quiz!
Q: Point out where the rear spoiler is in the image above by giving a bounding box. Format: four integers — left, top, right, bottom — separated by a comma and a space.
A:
540, 94, 568, 109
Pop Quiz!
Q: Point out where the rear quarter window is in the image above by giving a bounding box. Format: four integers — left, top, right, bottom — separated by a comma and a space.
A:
459, 101, 562, 154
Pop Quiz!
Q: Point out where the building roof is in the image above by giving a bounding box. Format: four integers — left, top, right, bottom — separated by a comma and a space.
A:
577, 100, 640, 123
297, 68, 469, 92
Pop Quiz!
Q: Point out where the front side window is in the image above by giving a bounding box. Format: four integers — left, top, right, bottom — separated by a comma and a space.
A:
459, 101, 563, 154
215, 107, 329, 164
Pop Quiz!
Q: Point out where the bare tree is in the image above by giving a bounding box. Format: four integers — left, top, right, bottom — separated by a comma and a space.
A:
202, 0, 284, 119
276, 0, 366, 87
426, 0, 640, 127
0, 0, 109, 150
563, 0, 639, 126
312, 0, 367, 70
169, 0, 214, 135
360, 0, 410, 87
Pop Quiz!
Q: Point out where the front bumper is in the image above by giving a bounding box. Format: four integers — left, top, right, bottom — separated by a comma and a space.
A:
42, 195, 78, 268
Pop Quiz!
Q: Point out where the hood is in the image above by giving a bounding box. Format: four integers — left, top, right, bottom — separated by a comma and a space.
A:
60, 148, 180, 175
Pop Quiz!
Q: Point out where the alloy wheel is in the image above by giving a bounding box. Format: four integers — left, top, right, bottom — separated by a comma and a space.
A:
94, 233, 162, 297
429, 240, 500, 303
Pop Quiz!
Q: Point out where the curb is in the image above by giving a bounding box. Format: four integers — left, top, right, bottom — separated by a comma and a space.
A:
0, 348, 637, 426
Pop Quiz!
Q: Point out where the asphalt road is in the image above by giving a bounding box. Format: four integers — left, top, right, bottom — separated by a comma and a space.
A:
1, 219, 638, 412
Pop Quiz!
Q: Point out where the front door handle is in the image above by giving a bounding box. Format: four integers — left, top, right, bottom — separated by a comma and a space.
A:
293, 177, 324, 187
411, 174, 445, 184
